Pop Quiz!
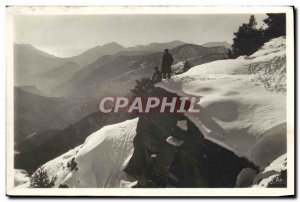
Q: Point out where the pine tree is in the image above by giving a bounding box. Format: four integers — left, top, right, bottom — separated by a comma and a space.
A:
230, 15, 265, 58
263, 13, 286, 40
30, 166, 57, 188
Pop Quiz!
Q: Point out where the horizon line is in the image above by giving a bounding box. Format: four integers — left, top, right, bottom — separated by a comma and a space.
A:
14, 40, 232, 58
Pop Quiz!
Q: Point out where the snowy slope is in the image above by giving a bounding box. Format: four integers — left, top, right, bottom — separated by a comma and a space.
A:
36, 118, 138, 188
156, 37, 287, 168
14, 169, 30, 187
252, 154, 287, 187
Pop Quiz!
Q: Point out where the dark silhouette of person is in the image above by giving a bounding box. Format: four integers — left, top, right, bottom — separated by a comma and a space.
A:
182, 61, 192, 73
161, 49, 173, 79
152, 66, 162, 83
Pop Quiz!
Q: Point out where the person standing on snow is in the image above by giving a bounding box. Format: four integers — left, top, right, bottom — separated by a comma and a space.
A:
161, 49, 173, 79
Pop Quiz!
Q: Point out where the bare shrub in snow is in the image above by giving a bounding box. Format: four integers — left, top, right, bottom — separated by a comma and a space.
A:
131, 78, 153, 96
30, 166, 57, 188
248, 56, 286, 93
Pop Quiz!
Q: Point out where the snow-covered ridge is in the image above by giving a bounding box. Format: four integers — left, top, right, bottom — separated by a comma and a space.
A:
30, 118, 139, 188
156, 37, 287, 168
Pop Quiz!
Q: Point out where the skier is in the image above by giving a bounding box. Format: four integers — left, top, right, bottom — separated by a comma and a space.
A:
161, 49, 173, 79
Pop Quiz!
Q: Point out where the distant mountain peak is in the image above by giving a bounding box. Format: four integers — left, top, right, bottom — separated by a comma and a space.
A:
168, 40, 186, 44
82, 42, 125, 53
102, 42, 124, 48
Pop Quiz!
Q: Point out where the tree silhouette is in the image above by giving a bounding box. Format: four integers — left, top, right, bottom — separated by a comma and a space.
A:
230, 15, 265, 58
263, 13, 286, 41
229, 14, 287, 59
131, 78, 153, 96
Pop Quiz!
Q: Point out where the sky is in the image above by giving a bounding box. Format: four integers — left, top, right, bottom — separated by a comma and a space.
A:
14, 14, 267, 58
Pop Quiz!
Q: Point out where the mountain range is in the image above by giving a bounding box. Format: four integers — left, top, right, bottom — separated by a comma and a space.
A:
56, 43, 228, 98
14, 42, 125, 92
14, 40, 229, 94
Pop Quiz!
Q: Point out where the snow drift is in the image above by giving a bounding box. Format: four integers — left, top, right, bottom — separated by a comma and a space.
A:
14, 169, 30, 188
30, 118, 139, 188
156, 37, 287, 168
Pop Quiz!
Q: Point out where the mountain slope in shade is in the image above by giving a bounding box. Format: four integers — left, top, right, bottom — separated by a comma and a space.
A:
14, 87, 98, 145
15, 110, 136, 172
14, 44, 68, 86
18, 85, 44, 96
201, 41, 231, 49
36, 61, 81, 91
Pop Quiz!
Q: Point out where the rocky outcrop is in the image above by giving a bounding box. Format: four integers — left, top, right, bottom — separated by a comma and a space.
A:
124, 88, 258, 187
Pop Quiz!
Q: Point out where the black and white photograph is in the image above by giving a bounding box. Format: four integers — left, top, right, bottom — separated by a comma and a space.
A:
5, 6, 294, 197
